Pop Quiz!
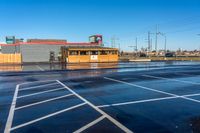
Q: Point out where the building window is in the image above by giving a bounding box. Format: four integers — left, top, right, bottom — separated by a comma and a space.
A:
69, 51, 78, 55
80, 51, 89, 55
110, 50, 117, 55
100, 51, 108, 55
91, 51, 98, 55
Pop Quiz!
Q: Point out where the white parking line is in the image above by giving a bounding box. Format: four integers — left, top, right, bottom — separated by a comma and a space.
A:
97, 96, 178, 108
104, 77, 200, 105
4, 85, 19, 133
104, 77, 177, 97
19, 82, 59, 91
97, 92, 200, 108
74, 115, 106, 133
143, 74, 200, 85
36, 65, 44, 71
17, 87, 65, 99
57, 80, 133, 133
10, 102, 87, 131
15, 93, 74, 110
18, 80, 58, 86
184, 93, 200, 97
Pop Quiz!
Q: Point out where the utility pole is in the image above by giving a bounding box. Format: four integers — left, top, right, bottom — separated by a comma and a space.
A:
147, 32, 151, 57
155, 25, 158, 54
150, 38, 153, 51
197, 34, 200, 56
148, 32, 151, 52
129, 38, 138, 56
159, 32, 167, 55
111, 36, 119, 48
129, 38, 137, 51
135, 37, 138, 57
147, 31, 154, 56
164, 35, 167, 54
135, 37, 138, 52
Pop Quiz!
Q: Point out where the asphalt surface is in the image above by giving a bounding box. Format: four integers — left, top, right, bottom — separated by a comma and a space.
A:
1, 61, 200, 133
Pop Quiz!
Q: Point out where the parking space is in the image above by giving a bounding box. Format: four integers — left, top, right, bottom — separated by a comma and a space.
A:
66, 77, 170, 106
1, 62, 200, 133
3, 80, 128, 133
101, 98, 200, 133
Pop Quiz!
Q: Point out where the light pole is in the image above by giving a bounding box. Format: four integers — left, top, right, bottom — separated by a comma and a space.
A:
164, 35, 167, 55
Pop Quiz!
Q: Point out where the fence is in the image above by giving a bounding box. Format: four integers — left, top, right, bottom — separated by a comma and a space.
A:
0, 53, 22, 64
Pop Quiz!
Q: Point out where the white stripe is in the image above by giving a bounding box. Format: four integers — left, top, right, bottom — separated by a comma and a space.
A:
98, 92, 200, 108
19, 82, 59, 91
97, 96, 178, 108
143, 74, 200, 85
57, 80, 133, 133
17, 87, 65, 99
74, 116, 105, 133
4, 84, 19, 133
18, 80, 57, 86
104, 77, 200, 105
184, 93, 200, 97
10, 103, 86, 131
36, 65, 44, 71
104, 77, 177, 97
15, 94, 73, 110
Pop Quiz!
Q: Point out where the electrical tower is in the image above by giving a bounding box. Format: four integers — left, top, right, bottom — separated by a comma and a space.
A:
129, 38, 138, 54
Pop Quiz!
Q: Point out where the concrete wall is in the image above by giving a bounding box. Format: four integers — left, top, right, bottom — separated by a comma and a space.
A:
20, 44, 63, 63
1, 45, 20, 53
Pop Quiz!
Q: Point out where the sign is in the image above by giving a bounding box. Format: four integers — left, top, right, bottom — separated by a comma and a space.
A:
6, 36, 15, 44
90, 55, 98, 60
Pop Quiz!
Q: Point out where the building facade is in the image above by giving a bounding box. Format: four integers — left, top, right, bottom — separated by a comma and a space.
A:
0, 35, 106, 63
61, 46, 118, 63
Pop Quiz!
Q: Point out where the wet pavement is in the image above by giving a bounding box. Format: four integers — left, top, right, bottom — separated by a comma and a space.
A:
1, 61, 200, 72
1, 61, 200, 133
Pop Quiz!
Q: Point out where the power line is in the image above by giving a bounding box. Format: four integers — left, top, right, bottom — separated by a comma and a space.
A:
166, 25, 200, 34
129, 37, 138, 52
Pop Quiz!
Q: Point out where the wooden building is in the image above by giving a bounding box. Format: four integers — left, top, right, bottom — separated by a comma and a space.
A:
61, 46, 119, 63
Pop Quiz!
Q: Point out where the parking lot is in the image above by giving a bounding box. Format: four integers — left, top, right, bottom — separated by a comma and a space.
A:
1, 62, 200, 133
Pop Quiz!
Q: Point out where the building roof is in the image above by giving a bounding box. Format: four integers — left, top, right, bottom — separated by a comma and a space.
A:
0, 42, 99, 46
62, 46, 118, 50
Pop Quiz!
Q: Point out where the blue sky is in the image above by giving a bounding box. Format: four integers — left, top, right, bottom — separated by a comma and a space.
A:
0, 0, 200, 51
